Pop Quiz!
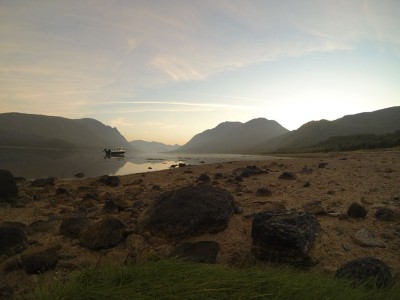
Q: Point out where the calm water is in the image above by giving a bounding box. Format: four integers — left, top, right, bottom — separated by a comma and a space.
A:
0, 148, 282, 180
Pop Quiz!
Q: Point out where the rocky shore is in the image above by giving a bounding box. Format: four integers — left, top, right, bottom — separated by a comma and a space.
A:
1, 150, 400, 298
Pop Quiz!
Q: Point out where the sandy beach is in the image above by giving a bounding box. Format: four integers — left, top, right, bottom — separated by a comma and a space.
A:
1, 150, 400, 295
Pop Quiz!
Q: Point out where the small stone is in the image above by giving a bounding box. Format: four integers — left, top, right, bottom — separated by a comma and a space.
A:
31, 177, 55, 187
74, 172, 85, 178
342, 243, 352, 251
353, 229, 386, 248
99, 175, 120, 187
196, 174, 211, 183
318, 162, 328, 168
278, 172, 296, 180
59, 216, 90, 239
347, 202, 368, 219
256, 187, 272, 197
303, 181, 311, 187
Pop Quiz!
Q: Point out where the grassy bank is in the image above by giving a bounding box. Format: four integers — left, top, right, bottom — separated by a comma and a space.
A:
35, 260, 399, 300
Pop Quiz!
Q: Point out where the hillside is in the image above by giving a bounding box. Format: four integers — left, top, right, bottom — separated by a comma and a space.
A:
175, 118, 289, 154
130, 140, 180, 153
0, 113, 134, 150
252, 106, 400, 153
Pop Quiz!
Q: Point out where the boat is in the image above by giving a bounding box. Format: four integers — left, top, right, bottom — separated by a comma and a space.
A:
103, 147, 126, 156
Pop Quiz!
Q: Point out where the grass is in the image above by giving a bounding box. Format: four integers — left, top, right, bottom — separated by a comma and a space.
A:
33, 259, 400, 300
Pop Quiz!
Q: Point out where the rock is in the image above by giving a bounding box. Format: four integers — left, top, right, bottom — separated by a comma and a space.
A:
103, 199, 119, 214
278, 172, 296, 180
375, 206, 400, 221
196, 174, 211, 183
29, 220, 52, 233
347, 202, 368, 219
302, 200, 327, 215
171, 241, 220, 263
251, 211, 320, 265
233, 166, 265, 178
256, 187, 272, 197
59, 216, 90, 239
342, 243, 352, 251
335, 257, 392, 288
214, 173, 224, 179
318, 162, 328, 168
80, 217, 126, 250
21, 246, 59, 274
31, 177, 55, 187
99, 175, 120, 187
233, 201, 243, 214
178, 163, 187, 168
0, 170, 18, 204
303, 181, 311, 188
55, 187, 69, 195
142, 185, 234, 240
353, 229, 386, 248
74, 172, 85, 178
0, 223, 28, 256
300, 166, 313, 174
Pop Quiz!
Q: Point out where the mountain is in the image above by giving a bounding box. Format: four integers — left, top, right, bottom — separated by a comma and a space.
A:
130, 140, 180, 153
0, 112, 135, 150
253, 106, 400, 153
175, 118, 289, 154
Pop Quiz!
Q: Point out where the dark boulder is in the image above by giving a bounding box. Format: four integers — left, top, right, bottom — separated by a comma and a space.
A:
233, 166, 265, 178
278, 172, 297, 180
0, 223, 28, 256
318, 162, 328, 168
256, 187, 272, 197
21, 246, 59, 274
335, 257, 392, 288
99, 175, 120, 187
103, 199, 119, 214
59, 216, 90, 239
347, 202, 368, 219
0, 170, 18, 204
171, 241, 220, 263
55, 187, 69, 196
143, 185, 235, 240
196, 174, 211, 183
251, 211, 320, 266
31, 177, 55, 187
79, 217, 126, 250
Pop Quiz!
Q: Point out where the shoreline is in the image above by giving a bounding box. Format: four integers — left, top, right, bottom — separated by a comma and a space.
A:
1, 150, 400, 296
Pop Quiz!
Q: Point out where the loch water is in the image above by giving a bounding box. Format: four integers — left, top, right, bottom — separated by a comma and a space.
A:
0, 148, 281, 180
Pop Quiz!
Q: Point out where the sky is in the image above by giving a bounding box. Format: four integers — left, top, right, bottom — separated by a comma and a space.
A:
0, 0, 399, 145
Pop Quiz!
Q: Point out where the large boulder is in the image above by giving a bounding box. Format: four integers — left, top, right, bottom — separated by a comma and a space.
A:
79, 217, 126, 250
142, 185, 235, 240
251, 211, 320, 266
335, 257, 392, 288
59, 216, 90, 239
21, 246, 59, 274
0, 223, 28, 256
0, 170, 18, 204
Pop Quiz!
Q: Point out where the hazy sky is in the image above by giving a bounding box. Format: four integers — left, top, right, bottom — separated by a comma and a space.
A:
1, 1, 399, 144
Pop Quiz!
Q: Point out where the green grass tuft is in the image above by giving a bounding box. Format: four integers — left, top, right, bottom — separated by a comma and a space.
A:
34, 259, 399, 300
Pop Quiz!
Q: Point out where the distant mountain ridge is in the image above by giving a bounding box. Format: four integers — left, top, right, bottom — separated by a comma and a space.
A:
0, 112, 135, 150
252, 106, 400, 153
175, 118, 289, 154
130, 140, 180, 153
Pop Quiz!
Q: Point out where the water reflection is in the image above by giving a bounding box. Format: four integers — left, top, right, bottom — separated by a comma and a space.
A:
0, 147, 283, 180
